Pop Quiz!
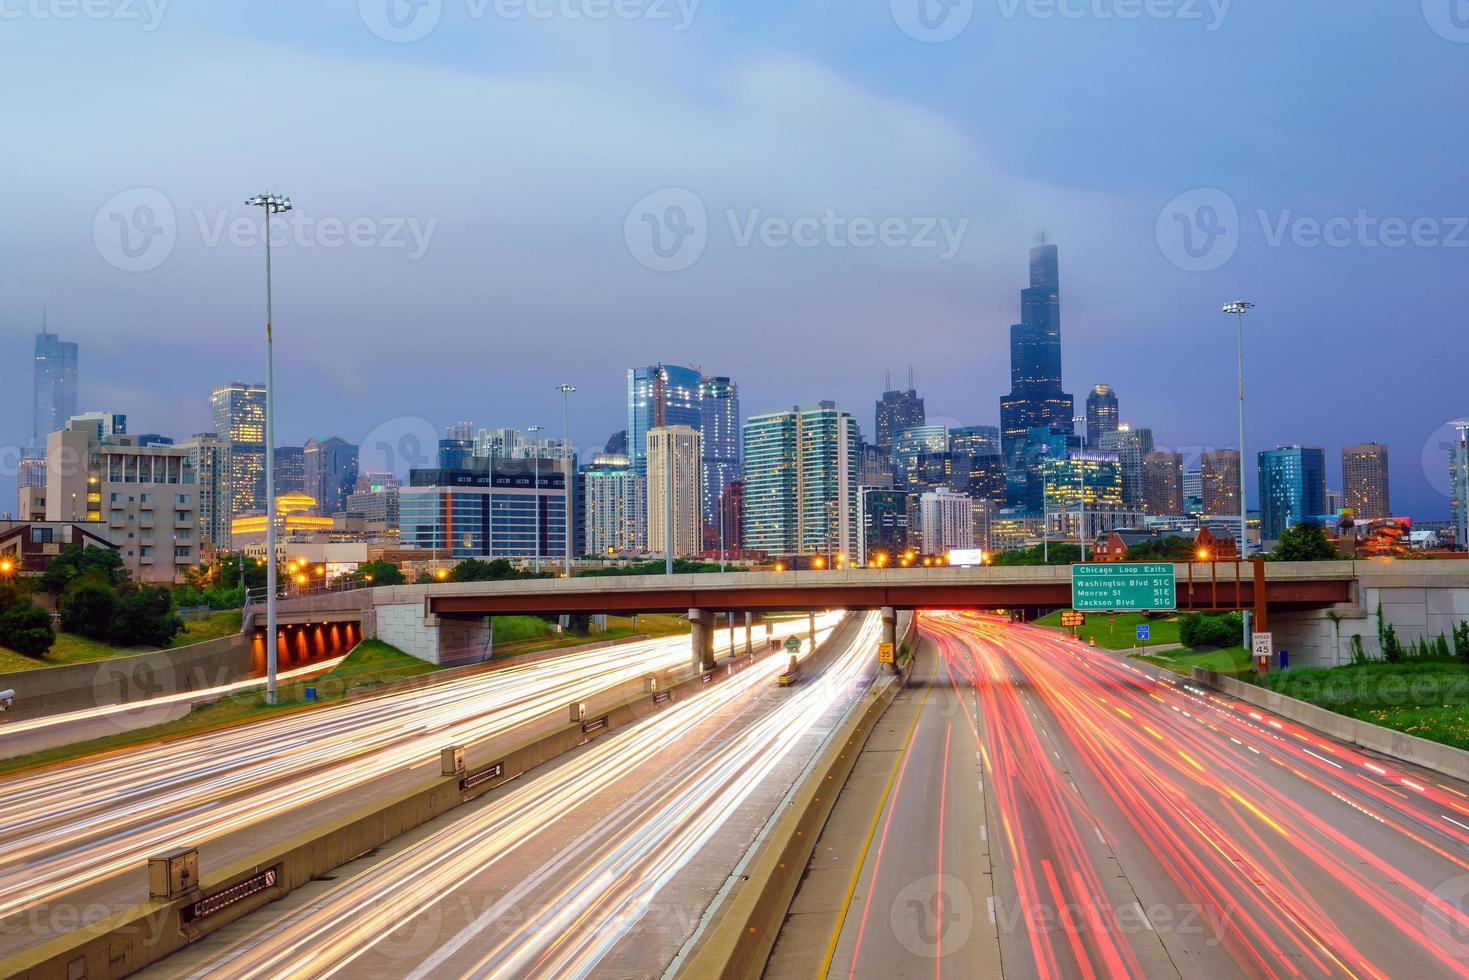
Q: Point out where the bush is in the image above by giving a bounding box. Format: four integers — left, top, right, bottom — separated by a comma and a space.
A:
1179, 612, 1243, 650
110, 586, 184, 647
173, 584, 204, 610
202, 583, 246, 610
1456, 621, 1469, 665
59, 580, 120, 640
352, 560, 405, 586
0, 601, 55, 656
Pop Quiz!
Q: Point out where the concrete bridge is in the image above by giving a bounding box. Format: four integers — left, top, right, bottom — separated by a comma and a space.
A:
264, 560, 1469, 669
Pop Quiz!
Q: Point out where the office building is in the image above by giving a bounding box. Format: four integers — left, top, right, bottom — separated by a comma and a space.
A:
647, 425, 702, 560
345, 484, 401, 535
1042, 452, 1124, 515
1201, 449, 1241, 516
999, 244, 1074, 457
1182, 468, 1203, 514
919, 488, 974, 555
272, 446, 307, 496
627, 364, 701, 477
1099, 426, 1154, 509
1258, 446, 1327, 542
17, 452, 47, 516
717, 480, 743, 554
445, 421, 474, 441
859, 488, 911, 564
582, 453, 647, 556
210, 382, 267, 518
743, 402, 860, 559
860, 444, 894, 491
1452, 426, 1469, 549
437, 437, 474, 470
304, 436, 360, 517
604, 430, 628, 456
949, 425, 1000, 458
891, 424, 949, 488
45, 422, 198, 583
179, 433, 232, 554
1084, 385, 1119, 449
67, 412, 126, 441
874, 378, 926, 454
1342, 443, 1390, 519
400, 456, 570, 561
33, 330, 78, 448
229, 493, 336, 550
1142, 451, 1185, 516
699, 376, 741, 527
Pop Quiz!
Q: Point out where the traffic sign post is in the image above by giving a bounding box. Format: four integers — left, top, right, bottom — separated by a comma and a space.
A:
784, 636, 802, 654
1135, 622, 1150, 651
1252, 631, 1273, 675
878, 642, 895, 665
1071, 563, 1176, 613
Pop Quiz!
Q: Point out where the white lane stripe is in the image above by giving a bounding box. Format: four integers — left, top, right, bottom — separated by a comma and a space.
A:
987, 897, 996, 924
1304, 749, 1343, 770
980, 824, 987, 842
1094, 826, 1106, 845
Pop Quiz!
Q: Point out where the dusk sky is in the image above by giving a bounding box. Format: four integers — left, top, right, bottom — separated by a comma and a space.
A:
3, 1, 1466, 516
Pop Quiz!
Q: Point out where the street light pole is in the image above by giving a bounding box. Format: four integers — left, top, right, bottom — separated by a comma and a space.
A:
246, 192, 291, 705
1223, 300, 1255, 649
528, 425, 544, 574
554, 384, 576, 578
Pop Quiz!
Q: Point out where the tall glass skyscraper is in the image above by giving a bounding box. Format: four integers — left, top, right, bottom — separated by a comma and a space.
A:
627, 364, 701, 477
699, 376, 741, 526
1084, 384, 1119, 449
210, 382, 267, 517
742, 402, 859, 559
1258, 446, 1327, 541
999, 244, 1074, 457
33, 331, 78, 447
874, 382, 925, 454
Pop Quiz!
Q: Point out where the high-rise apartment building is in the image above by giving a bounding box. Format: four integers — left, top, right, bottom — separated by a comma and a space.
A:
1258, 446, 1327, 542
742, 402, 860, 559
33, 331, 78, 448
1452, 425, 1469, 550
627, 364, 701, 477
210, 382, 267, 517
1201, 449, 1241, 516
582, 453, 647, 556
647, 425, 703, 560
1142, 451, 1185, 515
179, 432, 232, 554
699, 376, 741, 527
304, 436, 360, 517
919, 487, 974, 555
1084, 385, 1119, 449
859, 488, 910, 563
1342, 443, 1390, 519
1099, 426, 1154, 508
874, 380, 926, 454
999, 244, 1074, 457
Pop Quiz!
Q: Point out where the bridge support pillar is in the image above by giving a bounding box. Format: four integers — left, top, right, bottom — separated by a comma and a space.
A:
745, 611, 754, 656
690, 608, 716, 672
881, 606, 898, 673
809, 612, 817, 649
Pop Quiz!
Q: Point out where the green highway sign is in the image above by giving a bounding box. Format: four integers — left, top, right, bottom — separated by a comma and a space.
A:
1071, 563, 1177, 612
784, 636, 802, 652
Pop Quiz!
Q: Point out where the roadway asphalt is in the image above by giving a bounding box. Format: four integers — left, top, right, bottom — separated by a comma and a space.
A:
785, 612, 1469, 979
135, 613, 877, 980
0, 621, 824, 960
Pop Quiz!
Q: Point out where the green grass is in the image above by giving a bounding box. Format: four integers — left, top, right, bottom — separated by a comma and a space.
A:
491, 614, 688, 656
1035, 610, 1181, 650
1137, 645, 1252, 677
176, 610, 243, 646
0, 639, 442, 778
0, 610, 247, 673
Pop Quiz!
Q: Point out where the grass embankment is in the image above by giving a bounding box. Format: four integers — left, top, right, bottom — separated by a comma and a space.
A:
1259, 661, 1469, 752
0, 640, 441, 779
1034, 610, 1181, 650
490, 614, 688, 656
1137, 646, 1252, 677
0, 610, 246, 672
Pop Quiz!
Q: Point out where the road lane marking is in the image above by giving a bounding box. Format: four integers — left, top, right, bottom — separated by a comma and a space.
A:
980, 824, 987, 842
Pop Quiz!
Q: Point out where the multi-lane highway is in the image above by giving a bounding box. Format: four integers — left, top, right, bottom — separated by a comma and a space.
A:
0, 619, 825, 958
138, 612, 878, 979
810, 612, 1469, 978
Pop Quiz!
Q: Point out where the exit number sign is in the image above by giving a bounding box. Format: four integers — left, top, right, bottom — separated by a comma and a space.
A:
1071, 563, 1177, 612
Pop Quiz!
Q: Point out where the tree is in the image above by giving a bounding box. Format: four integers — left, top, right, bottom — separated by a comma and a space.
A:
41, 545, 127, 594
110, 586, 183, 647
0, 600, 54, 656
1180, 612, 1244, 650
448, 558, 528, 582
1270, 523, 1338, 562
352, 560, 405, 586
59, 580, 120, 640
986, 543, 1082, 567
1125, 536, 1197, 561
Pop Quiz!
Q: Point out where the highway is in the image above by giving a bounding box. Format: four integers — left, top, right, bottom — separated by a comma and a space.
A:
812, 613, 1469, 979
139, 613, 878, 979
0, 618, 824, 957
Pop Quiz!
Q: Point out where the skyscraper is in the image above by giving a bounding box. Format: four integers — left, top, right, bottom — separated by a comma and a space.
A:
180, 432, 232, 553
1000, 244, 1074, 457
33, 331, 78, 447
743, 402, 860, 559
627, 364, 701, 477
1342, 443, 1390, 519
1201, 449, 1241, 515
874, 377, 926, 454
891, 424, 949, 489
1452, 425, 1469, 550
1142, 451, 1185, 515
919, 488, 974, 555
273, 446, 307, 496
949, 425, 1000, 458
210, 382, 267, 518
1085, 385, 1119, 450
1258, 446, 1327, 541
303, 436, 360, 517
647, 425, 703, 560
1099, 426, 1154, 509
699, 376, 741, 527
582, 453, 646, 555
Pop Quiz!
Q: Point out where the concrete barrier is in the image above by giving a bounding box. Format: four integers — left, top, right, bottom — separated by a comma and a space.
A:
678, 627, 910, 979
0, 632, 796, 980
1192, 667, 1469, 783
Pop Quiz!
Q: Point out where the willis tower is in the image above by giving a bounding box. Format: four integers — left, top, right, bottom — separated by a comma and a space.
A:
999, 243, 1074, 458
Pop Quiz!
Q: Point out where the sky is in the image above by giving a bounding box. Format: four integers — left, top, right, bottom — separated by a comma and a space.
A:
2, 0, 1466, 517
